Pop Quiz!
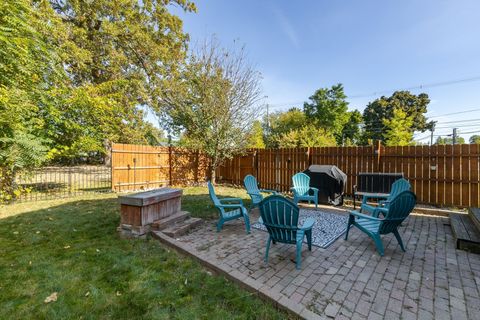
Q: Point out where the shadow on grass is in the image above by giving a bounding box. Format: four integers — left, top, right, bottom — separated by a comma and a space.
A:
0, 196, 288, 320
181, 186, 252, 220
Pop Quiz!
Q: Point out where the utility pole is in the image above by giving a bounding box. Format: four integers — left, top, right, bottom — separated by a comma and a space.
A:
452, 128, 458, 145
430, 123, 436, 146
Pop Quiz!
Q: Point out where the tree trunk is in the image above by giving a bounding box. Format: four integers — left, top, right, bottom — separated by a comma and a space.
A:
103, 139, 112, 166
210, 165, 216, 184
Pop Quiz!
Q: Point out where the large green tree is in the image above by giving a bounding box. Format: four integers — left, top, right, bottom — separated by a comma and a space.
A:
44, 0, 195, 161
0, 0, 66, 201
362, 91, 433, 144
303, 84, 351, 144
264, 108, 336, 148
341, 110, 362, 145
264, 108, 306, 148
382, 108, 414, 146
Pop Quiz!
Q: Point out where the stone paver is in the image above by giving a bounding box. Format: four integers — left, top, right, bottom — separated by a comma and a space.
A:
174, 205, 480, 319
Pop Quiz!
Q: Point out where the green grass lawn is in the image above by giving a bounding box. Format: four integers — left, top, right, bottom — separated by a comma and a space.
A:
0, 186, 292, 319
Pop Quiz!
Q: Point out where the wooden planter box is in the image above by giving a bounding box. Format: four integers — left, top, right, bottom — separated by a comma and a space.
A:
117, 188, 182, 237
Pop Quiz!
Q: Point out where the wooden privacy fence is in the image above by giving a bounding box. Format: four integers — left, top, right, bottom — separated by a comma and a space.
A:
216, 144, 480, 208
111, 143, 210, 192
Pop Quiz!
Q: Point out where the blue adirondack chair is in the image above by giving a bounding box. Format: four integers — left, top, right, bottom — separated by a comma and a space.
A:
208, 181, 251, 234
345, 190, 416, 256
243, 174, 278, 207
361, 178, 411, 217
258, 195, 315, 269
291, 172, 318, 208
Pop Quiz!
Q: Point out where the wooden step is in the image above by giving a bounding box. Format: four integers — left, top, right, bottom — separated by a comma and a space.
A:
162, 218, 203, 238
151, 211, 189, 231
469, 208, 480, 233
450, 213, 480, 254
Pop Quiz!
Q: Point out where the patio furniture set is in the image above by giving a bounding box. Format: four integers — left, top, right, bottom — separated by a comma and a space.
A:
208, 172, 415, 269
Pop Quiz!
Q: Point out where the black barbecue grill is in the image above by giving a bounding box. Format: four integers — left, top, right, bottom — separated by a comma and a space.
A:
303, 165, 347, 206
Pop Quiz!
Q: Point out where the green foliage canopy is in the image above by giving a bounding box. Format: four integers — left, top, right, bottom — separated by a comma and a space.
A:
435, 136, 465, 145
363, 91, 433, 144
44, 0, 195, 160
247, 121, 266, 148
303, 84, 351, 144
469, 135, 480, 144
264, 108, 336, 148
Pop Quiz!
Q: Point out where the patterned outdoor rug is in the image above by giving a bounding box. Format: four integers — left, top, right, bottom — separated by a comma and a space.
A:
252, 209, 348, 249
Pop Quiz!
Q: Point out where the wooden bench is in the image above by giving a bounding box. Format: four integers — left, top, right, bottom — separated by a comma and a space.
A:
353, 172, 404, 209
450, 208, 480, 254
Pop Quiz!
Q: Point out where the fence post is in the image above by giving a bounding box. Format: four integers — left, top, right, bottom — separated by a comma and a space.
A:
110, 142, 114, 191
168, 145, 173, 186
307, 147, 312, 166
254, 149, 259, 179
375, 140, 382, 172
194, 150, 199, 184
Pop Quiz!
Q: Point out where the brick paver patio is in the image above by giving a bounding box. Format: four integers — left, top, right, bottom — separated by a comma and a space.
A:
172, 206, 480, 319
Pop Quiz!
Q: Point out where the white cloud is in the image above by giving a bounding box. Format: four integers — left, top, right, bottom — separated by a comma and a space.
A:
271, 5, 299, 48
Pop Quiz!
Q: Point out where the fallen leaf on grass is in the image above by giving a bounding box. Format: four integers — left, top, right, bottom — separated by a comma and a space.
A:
85, 291, 90, 297
36, 231, 40, 234
96, 249, 100, 252
13, 231, 19, 235
116, 291, 122, 296
64, 245, 71, 249
44, 292, 58, 303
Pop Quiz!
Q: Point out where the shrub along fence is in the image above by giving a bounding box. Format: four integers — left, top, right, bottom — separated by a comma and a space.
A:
216, 144, 480, 208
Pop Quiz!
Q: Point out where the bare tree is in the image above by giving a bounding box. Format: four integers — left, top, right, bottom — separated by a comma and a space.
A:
161, 38, 263, 183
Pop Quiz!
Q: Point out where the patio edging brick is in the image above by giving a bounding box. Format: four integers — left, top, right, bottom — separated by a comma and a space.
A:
150, 231, 325, 320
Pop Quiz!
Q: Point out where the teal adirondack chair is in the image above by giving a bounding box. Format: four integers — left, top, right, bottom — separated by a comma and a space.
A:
291, 172, 318, 208
361, 178, 411, 217
208, 181, 251, 234
258, 195, 315, 269
243, 175, 278, 207
345, 190, 416, 256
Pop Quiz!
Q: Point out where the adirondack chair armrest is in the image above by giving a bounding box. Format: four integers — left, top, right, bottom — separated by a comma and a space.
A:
348, 210, 383, 221
363, 194, 389, 202
360, 203, 377, 214
219, 197, 243, 205
299, 217, 315, 230
310, 187, 319, 192
378, 199, 390, 206
259, 188, 277, 194
372, 207, 388, 218
218, 203, 244, 209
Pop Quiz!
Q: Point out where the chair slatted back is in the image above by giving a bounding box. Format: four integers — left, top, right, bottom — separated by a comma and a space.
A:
379, 191, 416, 234
292, 173, 311, 196
244, 175, 260, 194
207, 181, 221, 205
259, 195, 300, 244
387, 178, 411, 202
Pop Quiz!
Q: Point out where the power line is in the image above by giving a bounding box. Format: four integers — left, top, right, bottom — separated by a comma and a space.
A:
348, 75, 480, 99
428, 108, 480, 119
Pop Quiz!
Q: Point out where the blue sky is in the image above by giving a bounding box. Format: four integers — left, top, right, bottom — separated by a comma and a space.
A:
158, 0, 480, 142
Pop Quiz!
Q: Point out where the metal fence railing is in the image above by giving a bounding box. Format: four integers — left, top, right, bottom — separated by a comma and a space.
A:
14, 165, 111, 202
